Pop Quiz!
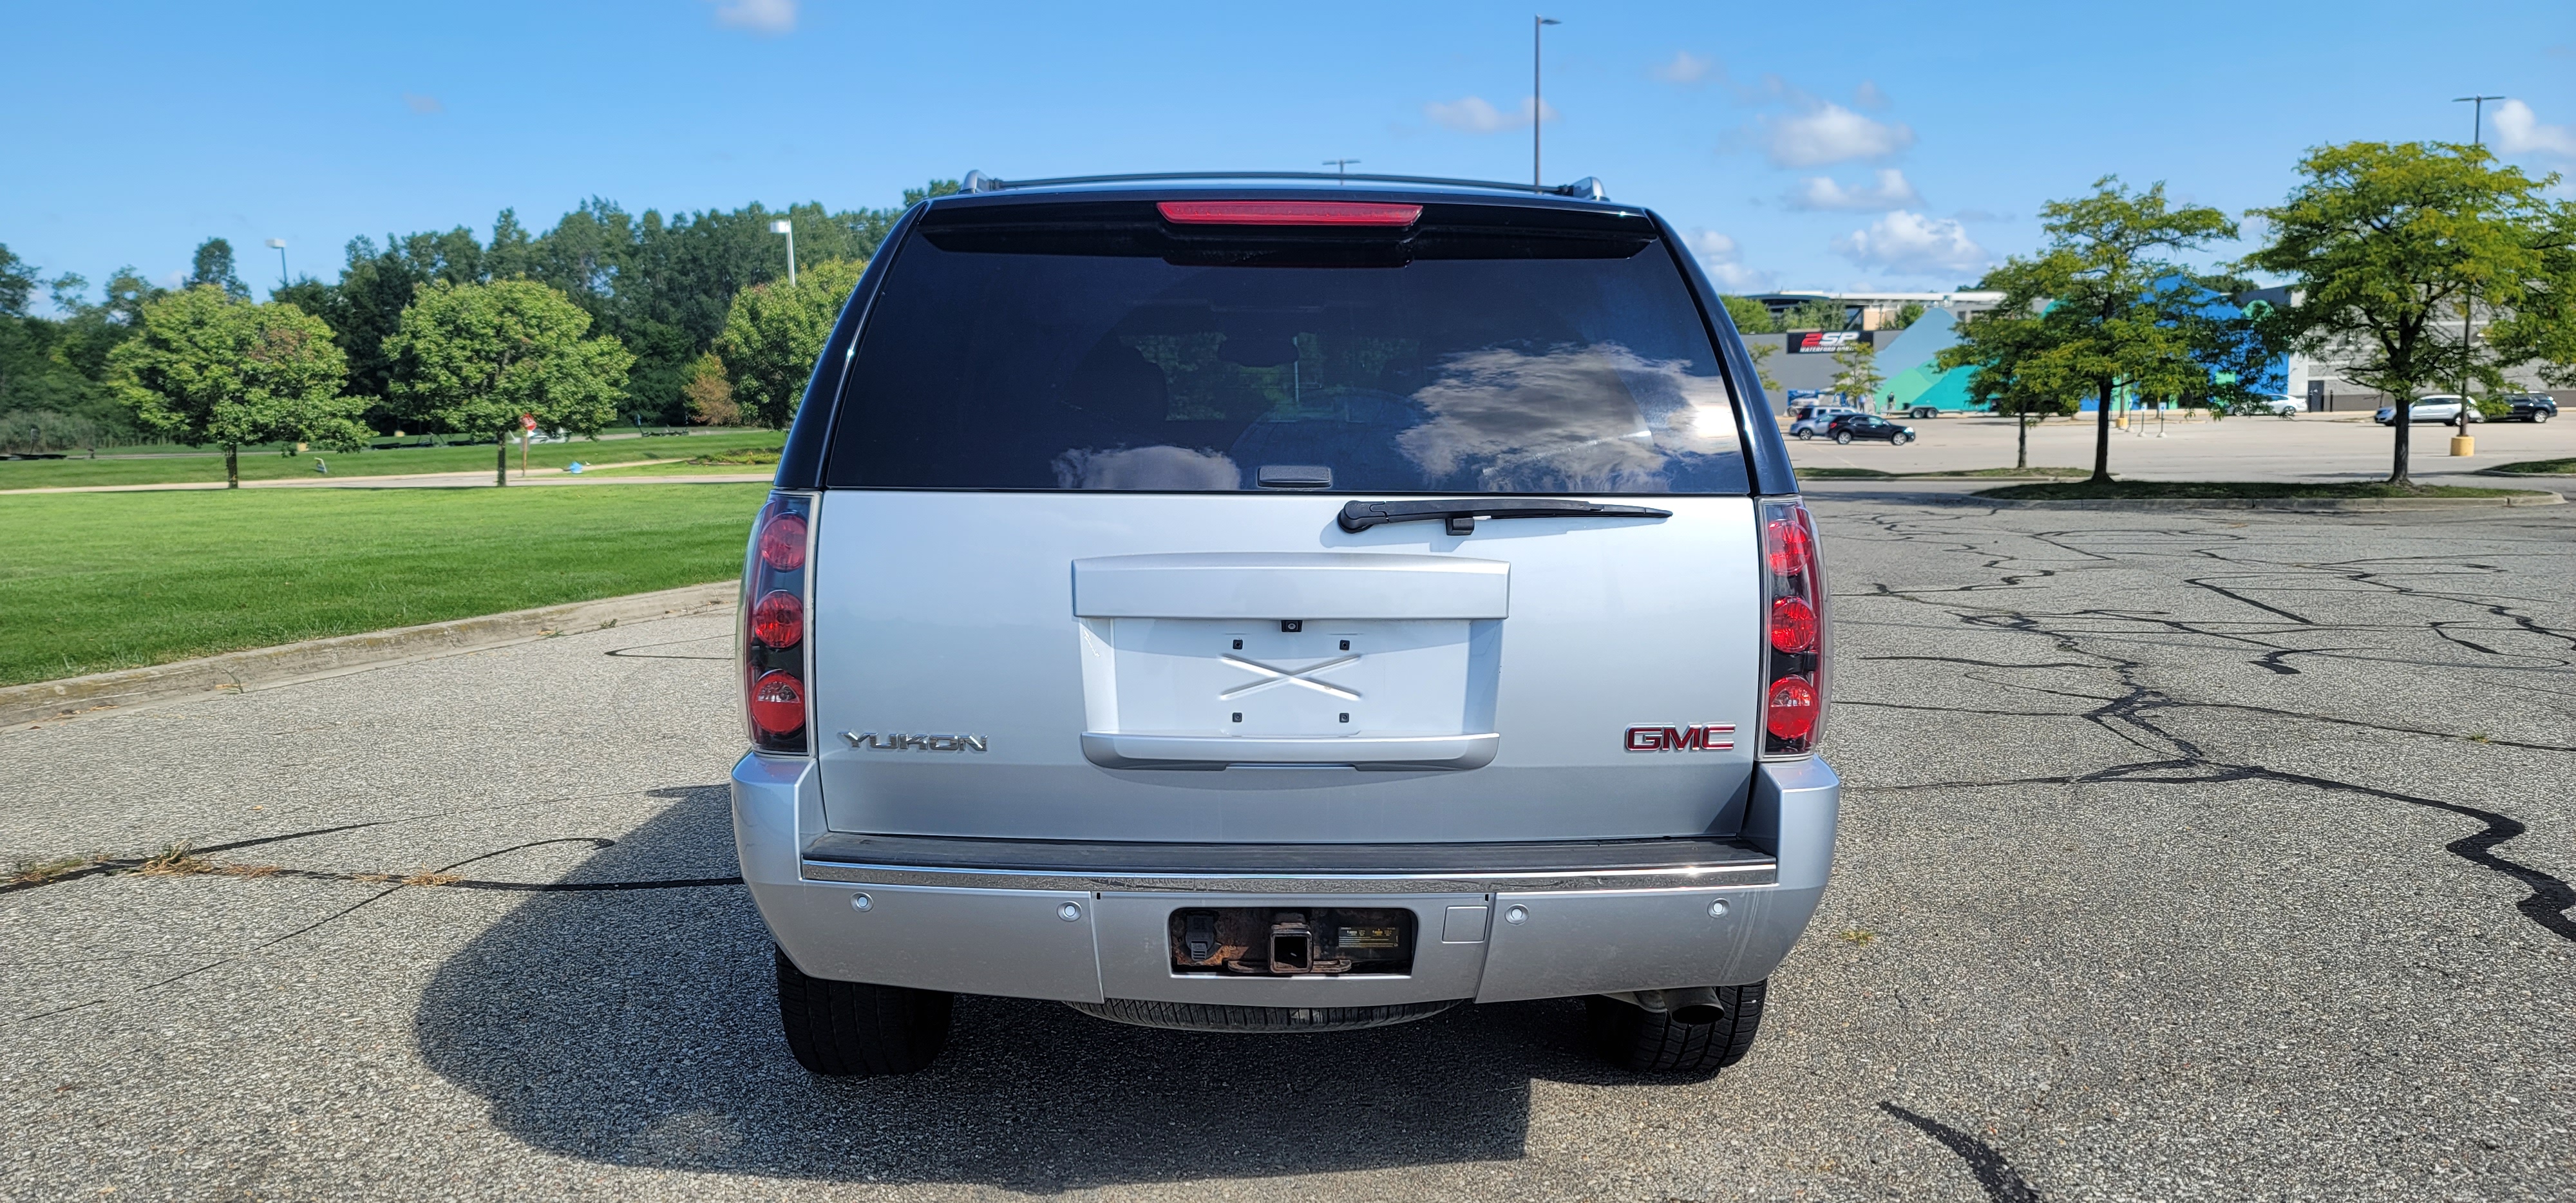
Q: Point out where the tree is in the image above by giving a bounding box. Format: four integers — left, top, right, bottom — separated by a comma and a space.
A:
2245, 142, 2576, 485
1718, 295, 1777, 335
714, 258, 866, 428
0, 243, 36, 316
383, 279, 634, 484
1745, 341, 1782, 394
681, 351, 739, 425
186, 238, 251, 300
105, 287, 363, 486
1938, 310, 2083, 470
1884, 301, 1928, 330
1829, 339, 1882, 404
1967, 178, 2257, 484
1780, 298, 1850, 330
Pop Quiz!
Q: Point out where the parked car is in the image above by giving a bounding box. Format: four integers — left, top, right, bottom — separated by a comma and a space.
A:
733, 172, 1839, 1079
2252, 395, 2303, 417
2374, 395, 2481, 426
2502, 394, 2557, 423
1823, 413, 1916, 444
1788, 404, 1863, 438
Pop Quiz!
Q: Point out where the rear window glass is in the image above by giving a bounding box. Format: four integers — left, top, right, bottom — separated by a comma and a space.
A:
823, 202, 1749, 494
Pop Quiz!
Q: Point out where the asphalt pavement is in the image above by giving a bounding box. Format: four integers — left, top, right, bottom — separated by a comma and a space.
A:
4, 498, 2571, 1201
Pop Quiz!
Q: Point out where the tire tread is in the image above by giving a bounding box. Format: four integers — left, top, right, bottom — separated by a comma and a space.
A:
773, 947, 952, 1075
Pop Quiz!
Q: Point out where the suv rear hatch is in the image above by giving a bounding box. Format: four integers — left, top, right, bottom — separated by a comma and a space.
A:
803, 194, 1770, 845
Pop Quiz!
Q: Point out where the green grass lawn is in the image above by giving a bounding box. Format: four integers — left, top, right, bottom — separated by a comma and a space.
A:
0, 484, 767, 687
0, 429, 786, 490
1975, 480, 2541, 501
2486, 457, 2576, 475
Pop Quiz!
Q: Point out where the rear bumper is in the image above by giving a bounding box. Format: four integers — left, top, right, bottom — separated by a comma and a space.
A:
731, 753, 1839, 1007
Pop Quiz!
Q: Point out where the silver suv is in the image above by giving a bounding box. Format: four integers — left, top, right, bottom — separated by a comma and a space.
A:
730, 173, 1839, 1077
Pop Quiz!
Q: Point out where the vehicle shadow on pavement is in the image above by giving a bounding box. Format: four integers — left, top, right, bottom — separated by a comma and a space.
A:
415, 786, 1627, 1188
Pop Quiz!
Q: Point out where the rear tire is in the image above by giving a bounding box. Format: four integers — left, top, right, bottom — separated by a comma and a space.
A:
1833, 431, 1853, 444
1586, 981, 1768, 1074
773, 946, 952, 1075
1793, 430, 1811, 440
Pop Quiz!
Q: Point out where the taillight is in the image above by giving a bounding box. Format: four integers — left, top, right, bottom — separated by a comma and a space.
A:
743, 493, 814, 754
1757, 499, 1828, 757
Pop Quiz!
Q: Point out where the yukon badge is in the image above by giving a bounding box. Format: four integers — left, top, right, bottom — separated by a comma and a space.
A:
1624, 724, 1736, 752
843, 732, 989, 753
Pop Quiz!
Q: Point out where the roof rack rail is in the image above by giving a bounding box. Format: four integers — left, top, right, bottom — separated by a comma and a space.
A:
957, 170, 1608, 202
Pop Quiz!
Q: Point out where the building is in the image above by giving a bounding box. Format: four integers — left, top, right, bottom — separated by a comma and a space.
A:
1744, 290, 2006, 331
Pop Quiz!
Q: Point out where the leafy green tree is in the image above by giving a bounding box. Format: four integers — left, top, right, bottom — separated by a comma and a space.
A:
1718, 295, 1777, 335
1884, 301, 1927, 330
1745, 341, 1782, 394
1829, 339, 1882, 404
1780, 299, 1850, 330
0, 243, 36, 316
384, 279, 634, 484
714, 258, 866, 428
1965, 177, 2257, 484
681, 350, 739, 425
186, 238, 251, 300
106, 287, 363, 487
1938, 310, 2083, 470
2246, 142, 2576, 484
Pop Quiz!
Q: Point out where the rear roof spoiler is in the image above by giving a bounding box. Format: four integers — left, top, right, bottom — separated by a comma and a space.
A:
960, 169, 1608, 202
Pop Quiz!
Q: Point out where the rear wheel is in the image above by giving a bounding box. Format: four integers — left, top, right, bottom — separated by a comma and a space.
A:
774, 946, 952, 1075
1586, 982, 1767, 1073
1793, 429, 1811, 440
1833, 431, 1853, 444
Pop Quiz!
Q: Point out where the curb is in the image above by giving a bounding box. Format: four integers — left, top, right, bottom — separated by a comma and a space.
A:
2, 582, 736, 731
1962, 491, 2564, 511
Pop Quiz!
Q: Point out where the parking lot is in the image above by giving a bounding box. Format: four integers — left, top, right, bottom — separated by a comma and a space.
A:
1785, 410, 2576, 482
5, 496, 2571, 1202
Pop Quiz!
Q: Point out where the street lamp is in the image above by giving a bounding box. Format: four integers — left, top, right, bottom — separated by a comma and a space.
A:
265, 238, 287, 289
769, 219, 796, 287
2453, 95, 2503, 403
1533, 15, 1561, 189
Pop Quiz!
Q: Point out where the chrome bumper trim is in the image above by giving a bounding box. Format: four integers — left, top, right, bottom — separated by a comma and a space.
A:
795, 859, 1777, 894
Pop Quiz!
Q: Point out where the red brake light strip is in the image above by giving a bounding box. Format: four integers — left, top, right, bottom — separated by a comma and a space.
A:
1157, 200, 1423, 227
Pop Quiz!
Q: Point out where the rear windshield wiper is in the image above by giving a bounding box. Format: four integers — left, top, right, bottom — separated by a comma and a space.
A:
1338, 498, 1673, 536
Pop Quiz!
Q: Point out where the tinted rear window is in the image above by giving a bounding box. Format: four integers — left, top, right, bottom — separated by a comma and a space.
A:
823, 200, 1749, 494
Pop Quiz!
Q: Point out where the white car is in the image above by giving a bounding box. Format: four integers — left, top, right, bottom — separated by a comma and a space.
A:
2253, 396, 2302, 417
1788, 405, 1863, 438
2374, 395, 2481, 425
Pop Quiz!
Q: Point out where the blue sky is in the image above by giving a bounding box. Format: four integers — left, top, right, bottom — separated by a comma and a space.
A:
8, 0, 2573, 312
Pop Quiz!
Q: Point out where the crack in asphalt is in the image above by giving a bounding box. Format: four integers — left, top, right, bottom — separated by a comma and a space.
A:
1828, 507, 2576, 944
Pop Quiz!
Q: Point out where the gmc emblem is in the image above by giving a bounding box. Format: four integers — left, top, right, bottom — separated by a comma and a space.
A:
1624, 724, 1736, 752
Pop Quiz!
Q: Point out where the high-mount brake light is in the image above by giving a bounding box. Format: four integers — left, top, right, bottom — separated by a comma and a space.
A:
1156, 200, 1424, 227
1757, 500, 1829, 757
743, 493, 814, 754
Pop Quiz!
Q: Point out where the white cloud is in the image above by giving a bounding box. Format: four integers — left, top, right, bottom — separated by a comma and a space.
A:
1651, 51, 1714, 84
708, 0, 796, 35
402, 93, 442, 114
1834, 211, 1988, 277
1853, 80, 1890, 110
1687, 229, 1774, 292
1761, 102, 1914, 167
1425, 96, 1557, 134
1786, 168, 1922, 211
2493, 99, 2576, 158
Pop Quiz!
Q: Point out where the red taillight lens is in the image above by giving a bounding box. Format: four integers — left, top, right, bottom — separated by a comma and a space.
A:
757, 513, 808, 571
1768, 596, 1817, 654
750, 589, 803, 649
1157, 200, 1423, 227
1763, 676, 1817, 741
1758, 500, 1828, 757
748, 670, 806, 736
1765, 516, 1815, 579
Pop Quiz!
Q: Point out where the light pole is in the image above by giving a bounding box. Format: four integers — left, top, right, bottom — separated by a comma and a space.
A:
265, 238, 287, 290
1533, 15, 1560, 188
770, 219, 796, 287
1323, 158, 1359, 184
2453, 95, 2503, 406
